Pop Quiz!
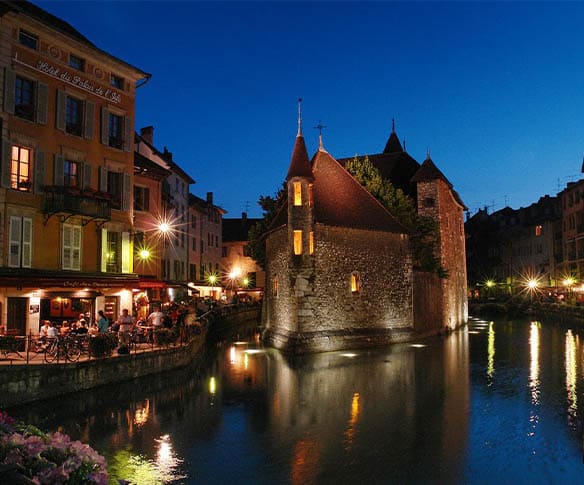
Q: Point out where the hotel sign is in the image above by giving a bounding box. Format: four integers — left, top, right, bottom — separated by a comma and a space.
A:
14, 55, 122, 104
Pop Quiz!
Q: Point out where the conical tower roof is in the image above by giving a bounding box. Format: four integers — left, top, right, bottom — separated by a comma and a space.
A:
286, 133, 313, 180
383, 119, 404, 153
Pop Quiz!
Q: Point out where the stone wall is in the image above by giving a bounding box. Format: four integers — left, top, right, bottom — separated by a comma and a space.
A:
413, 270, 444, 332
264, 224, 414, 352
417, 179, 468, 330
0, 337, 205, 408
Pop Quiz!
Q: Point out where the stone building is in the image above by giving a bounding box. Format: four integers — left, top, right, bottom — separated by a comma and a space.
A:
0, 1, 149, 332
262, 116, 467, 353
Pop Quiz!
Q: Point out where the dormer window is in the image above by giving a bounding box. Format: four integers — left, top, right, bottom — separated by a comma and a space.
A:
293, 182, 302, 206
293, 230, 302, 255
19, 29, 38, 50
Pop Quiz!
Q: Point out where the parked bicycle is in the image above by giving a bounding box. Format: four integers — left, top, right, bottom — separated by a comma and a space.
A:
44, 335, 82, 363
0, 335, 25, 360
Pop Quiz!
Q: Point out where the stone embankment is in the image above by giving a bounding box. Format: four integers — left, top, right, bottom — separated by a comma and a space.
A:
2, 307, 261, 408
469, 300, 584, 323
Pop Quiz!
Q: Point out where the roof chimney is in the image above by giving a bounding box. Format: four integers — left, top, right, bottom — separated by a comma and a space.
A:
206, 192, 213, 204
242, 212, 247, 224
140, 126, 154, 145
163, 146, 173, 162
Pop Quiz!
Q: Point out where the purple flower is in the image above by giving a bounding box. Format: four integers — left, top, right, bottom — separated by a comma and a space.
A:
24, 435, 45, 455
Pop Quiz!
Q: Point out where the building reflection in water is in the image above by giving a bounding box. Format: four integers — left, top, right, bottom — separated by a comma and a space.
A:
344, 392, 361, 447
487, 321, 495, 381
565, 330, 577, 417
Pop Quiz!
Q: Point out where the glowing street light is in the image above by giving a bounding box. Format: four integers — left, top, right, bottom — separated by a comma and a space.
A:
485, 279, 495, 288
138, 248, 151, 260
527, 279, 538, 290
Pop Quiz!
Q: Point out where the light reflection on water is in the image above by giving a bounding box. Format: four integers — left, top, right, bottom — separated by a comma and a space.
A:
8, 318, 584, 483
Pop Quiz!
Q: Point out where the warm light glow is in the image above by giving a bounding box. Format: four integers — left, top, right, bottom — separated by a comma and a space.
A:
229, 346, 236, 364
565, 330, 577, 414
530, 322, 540, 405
485, 279, 495, 288
244, 349, 264, 354
309, 231, 314, 255
293, 181, 302, 206
209, 377, 216, 395
229, 267, 242, 280
563, 277, 575, 287
242, 277, 250, 287
244, 352, 249, 370
158, 222, 170, 233
351, 273, 360, 294
293, 230, 302, 255
345, 392, 361, 446
139, 248, 151, 260
207, 273, 218, 286
487, 322, 495, 380
133, 400, 150, 426
411, 344, 426, 348
527, 279, 538, 290
342, 353, 357, 358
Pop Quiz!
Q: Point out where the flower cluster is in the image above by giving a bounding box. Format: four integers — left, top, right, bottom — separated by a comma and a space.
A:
0, 412, 108, 484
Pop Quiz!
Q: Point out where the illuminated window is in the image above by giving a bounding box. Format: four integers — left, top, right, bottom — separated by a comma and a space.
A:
351, 272, 361, 295
309, 231, 314, 255
273, 275, 278, 296
293, 230, 302, 255
293, 182, 302, 206
11, 145, 32, 192
308, 183, 313, 206
535, 225, 542, 236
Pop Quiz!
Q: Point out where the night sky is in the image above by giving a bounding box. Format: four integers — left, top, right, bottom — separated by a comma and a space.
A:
37, 1, 584, 217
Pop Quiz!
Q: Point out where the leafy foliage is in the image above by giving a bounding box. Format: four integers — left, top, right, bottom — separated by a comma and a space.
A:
346, 156, 447, 277
248, 183, 287, 270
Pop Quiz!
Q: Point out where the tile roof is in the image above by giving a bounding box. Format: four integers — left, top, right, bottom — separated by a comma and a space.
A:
411, 157, 467, 209
383, 130, 403, 153
286, 134, 313, 180
311, 150, 407, 233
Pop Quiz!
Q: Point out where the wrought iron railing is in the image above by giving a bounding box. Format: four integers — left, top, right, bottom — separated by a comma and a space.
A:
43, 185, 112, 221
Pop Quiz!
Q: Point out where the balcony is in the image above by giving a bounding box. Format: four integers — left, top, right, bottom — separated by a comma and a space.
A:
43, 185, 112, 224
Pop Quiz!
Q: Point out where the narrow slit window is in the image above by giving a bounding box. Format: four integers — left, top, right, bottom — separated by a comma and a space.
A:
293, 182, 302, 206
273, 275, 278, 296
308, 183, 314, 207
351, 273, 361, 295
309, 231, 314, 255
293, 230, 302, 255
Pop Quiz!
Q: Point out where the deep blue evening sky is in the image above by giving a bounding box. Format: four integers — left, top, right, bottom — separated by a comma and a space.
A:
38, 1, 584, 217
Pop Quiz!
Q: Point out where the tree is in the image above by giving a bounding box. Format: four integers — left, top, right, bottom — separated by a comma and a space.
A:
248, 183, 287, 271
345, 156, 446, 277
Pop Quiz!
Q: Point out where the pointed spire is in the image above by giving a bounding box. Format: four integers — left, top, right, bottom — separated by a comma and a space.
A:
403, 139, 406, 151
426, 147, 431, 160
314, 120, 327, 152
392, 117, 395, 133
581, 153, 584, 173
297, 98, 303, 136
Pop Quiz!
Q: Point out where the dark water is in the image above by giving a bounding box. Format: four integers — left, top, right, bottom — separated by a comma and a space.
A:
9, 316, 584, 484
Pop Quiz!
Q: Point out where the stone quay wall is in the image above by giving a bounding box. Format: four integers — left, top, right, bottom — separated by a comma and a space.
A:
1, 335, 206, 408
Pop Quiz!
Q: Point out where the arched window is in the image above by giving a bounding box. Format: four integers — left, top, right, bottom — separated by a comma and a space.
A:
351, 272, 361, 295
293, 182, 302, 206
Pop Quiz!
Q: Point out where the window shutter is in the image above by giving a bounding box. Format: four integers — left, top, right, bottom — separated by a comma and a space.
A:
1, 140, 11, 189
62, 224, 71, 269
123, 116, 132, 152
53, 154, 64, 186
4, 68, 15, 114
56, 90, 66, 131
36, 82, 48, 124
8, 216, 21, 267
84, 101, 95, 140
34, 151, 45, 194
72, 225, 81, 270
99, 166, 108, 192
83, 163, 91, 189
121, 172, 131, 211
100, 107, 109, 145
121, 231, 131, 273
22, 218, 32, 268
100, 228, 107, 272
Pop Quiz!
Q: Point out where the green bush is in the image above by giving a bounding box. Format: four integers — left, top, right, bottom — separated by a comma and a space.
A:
88, 333, 117, 358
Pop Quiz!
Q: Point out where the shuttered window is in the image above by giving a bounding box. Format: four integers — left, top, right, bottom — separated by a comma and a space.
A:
62, 224, 82, 270
10, 145, 32, 192
8, 216, 32, 268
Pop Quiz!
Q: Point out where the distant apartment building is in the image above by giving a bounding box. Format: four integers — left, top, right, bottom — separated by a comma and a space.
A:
222, 212, 265, 300
0, 1, 149, 332
466, 195, 561, 294
188, 192, 225, 298
135, 126, 194, 303
559, 179, 584, 280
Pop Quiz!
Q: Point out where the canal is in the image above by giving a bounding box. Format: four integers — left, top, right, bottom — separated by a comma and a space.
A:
8, 316, 584, 483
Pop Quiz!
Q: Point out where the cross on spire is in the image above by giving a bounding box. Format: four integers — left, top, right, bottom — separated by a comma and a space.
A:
314, 120, 327, 151
392, 118, 395, 133
297, 98, 303, 136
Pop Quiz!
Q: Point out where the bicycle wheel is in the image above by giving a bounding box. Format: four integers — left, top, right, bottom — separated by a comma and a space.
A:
44, 340, 59, 363
65, 339, 81, 362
